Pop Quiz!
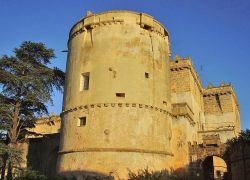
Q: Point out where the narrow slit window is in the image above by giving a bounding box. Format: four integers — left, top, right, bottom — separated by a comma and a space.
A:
116, 93, 125, 97
78, 117, 86, 126
145, 72, 149, 78
81, 72, 90, 91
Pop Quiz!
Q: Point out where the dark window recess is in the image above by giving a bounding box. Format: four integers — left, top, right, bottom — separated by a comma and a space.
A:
81, 72, 90, 90
143, 24, 152, 30
206, 144, 218, 147
116, 93, 125, 97
145, 72, 149, 78
216, 171, 221, 177
85, 25, 91, 30
79, 117, 87, 126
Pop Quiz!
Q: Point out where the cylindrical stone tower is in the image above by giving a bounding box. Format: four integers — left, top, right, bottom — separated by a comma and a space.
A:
57, 10, 173, 179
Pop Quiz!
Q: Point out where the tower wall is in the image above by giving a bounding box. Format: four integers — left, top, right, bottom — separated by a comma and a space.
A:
200, 85, 241, 143
170, 57, 203, 169
57, 11, 173, 178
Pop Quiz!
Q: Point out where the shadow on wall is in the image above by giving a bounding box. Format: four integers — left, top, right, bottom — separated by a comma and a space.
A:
26, 135, 233, 180
229, 144, 250, 180
58, 168, 201, 180
58, 170, 114, 180
26, 133, 60, 179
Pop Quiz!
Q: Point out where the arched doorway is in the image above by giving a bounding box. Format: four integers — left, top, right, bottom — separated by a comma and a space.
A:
202, 156, 227, 180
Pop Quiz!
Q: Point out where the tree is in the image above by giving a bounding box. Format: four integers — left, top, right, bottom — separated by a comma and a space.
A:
224, 129, 250, 154
0, 41, 65, 177
224, 129, 250, 180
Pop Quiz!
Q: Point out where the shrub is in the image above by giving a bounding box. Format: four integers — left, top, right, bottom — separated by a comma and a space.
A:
127, 168, 202, 180
128, 168, 171, 180
14, 169, 47, 180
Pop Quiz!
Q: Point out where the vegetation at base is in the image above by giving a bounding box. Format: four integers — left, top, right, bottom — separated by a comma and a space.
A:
79, 175, 113, 180
128, 168, 202, 180
14, 169, 47, 180
128, 168, 170, 180
11, 168, 113, 180
6, 167, 205, 180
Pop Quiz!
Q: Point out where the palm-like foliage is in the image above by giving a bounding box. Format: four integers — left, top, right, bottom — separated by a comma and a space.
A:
0, 41, 65, 143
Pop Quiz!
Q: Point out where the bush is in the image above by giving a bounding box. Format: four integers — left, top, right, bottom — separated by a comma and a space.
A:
54, 174, 113, 180
14, 169, 47, 180
127, 168, 202, 180
128, 168, 172, 180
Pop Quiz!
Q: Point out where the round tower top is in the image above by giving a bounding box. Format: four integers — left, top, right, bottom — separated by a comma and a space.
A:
69, 10, 169, 41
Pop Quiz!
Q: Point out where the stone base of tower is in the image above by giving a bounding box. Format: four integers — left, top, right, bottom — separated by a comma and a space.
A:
57, 151, 173, 179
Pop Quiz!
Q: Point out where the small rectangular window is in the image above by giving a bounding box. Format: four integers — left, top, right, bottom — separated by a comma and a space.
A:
116, 93, 125, 97
145, 72, 149, 78
78, 117, 86, 126
80, 72, 90, 91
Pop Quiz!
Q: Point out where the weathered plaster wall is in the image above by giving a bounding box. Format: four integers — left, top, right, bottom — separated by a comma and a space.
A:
171, 116, 194, 170
169, 56, 204, 169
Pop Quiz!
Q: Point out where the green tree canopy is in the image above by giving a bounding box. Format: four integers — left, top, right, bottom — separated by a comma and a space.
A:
0, 41, 65, 144
226, 129, 250, 150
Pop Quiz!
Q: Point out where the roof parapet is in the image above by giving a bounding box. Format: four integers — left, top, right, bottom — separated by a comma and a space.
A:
203, 83, 239, 109
170, 55, 203, 93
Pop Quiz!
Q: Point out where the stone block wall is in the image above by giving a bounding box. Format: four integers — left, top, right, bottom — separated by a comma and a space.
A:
230, 145, 250, 180
203, 92, 233, 115
202, 85, 240, 143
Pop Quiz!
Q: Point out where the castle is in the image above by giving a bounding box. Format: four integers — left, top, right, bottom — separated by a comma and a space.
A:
22, 11, 241, 179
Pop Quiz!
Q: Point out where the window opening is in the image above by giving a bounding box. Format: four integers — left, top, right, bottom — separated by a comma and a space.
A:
116, 93, 125, 97
81, 72, 90, 90
78, 117, 87, 126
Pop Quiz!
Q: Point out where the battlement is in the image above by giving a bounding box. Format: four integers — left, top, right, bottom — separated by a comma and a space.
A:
203, 83, 239, 107
203, 83, 239, 114
26, 115, 61, 137
69, 10, 169, 42
170, 55, 203, 93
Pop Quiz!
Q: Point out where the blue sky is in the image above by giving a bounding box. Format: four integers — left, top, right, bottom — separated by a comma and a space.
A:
0, 0, 249, 129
